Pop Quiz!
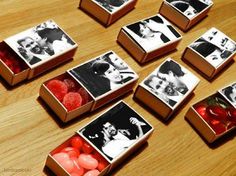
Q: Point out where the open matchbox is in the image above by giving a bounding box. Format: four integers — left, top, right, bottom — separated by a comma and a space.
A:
46, 101, 154, 176
185, 82, 236, 143
134, 58, 200, 120
117, 14, 182, 64
40, 51, 139, 122
0, 20, 78, 86
79, 0, 137, 26
159, 0, 213, 31
182, 27, 236, 80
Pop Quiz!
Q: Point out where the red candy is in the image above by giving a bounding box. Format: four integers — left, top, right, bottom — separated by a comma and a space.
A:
195, 105, 210, 122
78, 154, 98, 170
206, 105, 228, 122
97, 160, 108, 172
78, 87, 90, 105
82, 142, 94, 154
62, 92, 82, 111
0, 46, 25, 74
52, 152, 74, 173
227, 107, 236, 123
210, 120, 226, 135
53, 152, 70, 163
61, 147, 80, 158
84, 169, 100, 176
71, 136, 84, 150
53, 135, 109, 175
71, 157, 85, 176
64, 78, 77, 92
46, 80, 68, 101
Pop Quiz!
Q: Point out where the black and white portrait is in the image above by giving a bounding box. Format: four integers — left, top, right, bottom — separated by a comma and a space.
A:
68, 51, 138, 98
79, 101, 152, 161
93, 0, 131, 13
166, 0, 213, 19
219, 83, 236, 108
141, 58, 199, 108
190, 28, 236, 67
5, 20, 76, 67
123, 14, 181, 52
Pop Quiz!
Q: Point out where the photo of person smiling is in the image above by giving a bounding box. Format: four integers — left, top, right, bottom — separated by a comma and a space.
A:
92, 60, 133, 90
69, 52, 137, 98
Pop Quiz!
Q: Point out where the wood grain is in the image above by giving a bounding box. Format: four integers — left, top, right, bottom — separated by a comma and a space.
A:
0, 0, 235, 176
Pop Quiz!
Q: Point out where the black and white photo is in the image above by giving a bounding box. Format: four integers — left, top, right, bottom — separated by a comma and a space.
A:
219, 83, 236, 108
123, 14, 181, 52
5, 20, 76, 67
141, 58, 199, 108
68, 51, 138, 98
79, 101, 152, 161
92, 0, 131, 13
165, 0, 213, 19
190, 28, 236, 67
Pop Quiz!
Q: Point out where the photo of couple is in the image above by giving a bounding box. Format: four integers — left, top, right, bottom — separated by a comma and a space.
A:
68, 51, 138, 98
123, 14, 181, 52
141, 59, 199, 108
93, 0, 131, 13
79, 101, 152, 161
166, 0, 213, 19
5, 20, 76, 67
190, 28, 236, 67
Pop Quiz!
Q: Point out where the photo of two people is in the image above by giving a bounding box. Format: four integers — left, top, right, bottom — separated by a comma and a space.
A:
5, 20, 76, 66
123, 14, 181, 52
68, 51, 138, 98
141, 59, 199, 108
79, 102, 152, 161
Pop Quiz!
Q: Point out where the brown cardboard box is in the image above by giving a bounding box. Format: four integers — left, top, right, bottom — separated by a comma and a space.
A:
159, 0, 213, 31
117, 14, 182, 63
40, 51, 139, 122
45, 101, 154, 175
182, 28, 236, 80
134, 58, 200, 120
0, 20, 78, 85
79, 0, 137, 26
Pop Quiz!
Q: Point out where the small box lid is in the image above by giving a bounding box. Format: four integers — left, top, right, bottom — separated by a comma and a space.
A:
164, 0, 213, 20
122, 14, 182, 53
4, 19, 78, 69
218, 82, 236, 109
67, 50, 139, 103
139, 57, 200, 110
91, 0, 136, 15
188, 27, 236, 69
76, 101, 154, 164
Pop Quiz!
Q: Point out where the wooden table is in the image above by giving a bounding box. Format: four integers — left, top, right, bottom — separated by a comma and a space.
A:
0, 0, 235, 175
